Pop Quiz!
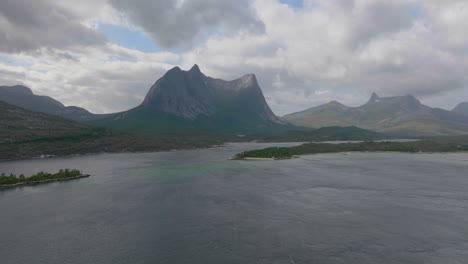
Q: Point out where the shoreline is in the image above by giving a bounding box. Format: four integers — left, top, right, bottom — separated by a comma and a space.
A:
0, 139, 409, 163
236, 151, 468, 160
0, 144, 227, 163
0, 174, 91, 189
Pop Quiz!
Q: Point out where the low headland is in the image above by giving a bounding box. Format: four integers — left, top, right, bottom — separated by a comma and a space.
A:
0, 169, 90, 189
233, 136, 468, 160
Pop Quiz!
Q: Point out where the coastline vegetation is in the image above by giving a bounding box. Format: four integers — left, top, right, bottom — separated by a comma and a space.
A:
234, 137, 468, 160
0, 125, 387, 161
0, 169, 86, 186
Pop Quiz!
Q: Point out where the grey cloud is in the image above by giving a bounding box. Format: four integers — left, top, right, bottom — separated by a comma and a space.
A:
60, 65, 170, 113
0, 0, 105, 53
351, 2, 414, 47
109, 0, 265, 48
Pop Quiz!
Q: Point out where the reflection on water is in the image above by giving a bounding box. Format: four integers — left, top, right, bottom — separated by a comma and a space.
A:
1, 143, 468, 264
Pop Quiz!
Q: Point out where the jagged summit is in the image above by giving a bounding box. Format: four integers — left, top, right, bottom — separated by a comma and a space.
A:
368, 92, 380, 103
239, 74, 257, 87
140, 65, 283, 124
189, 64, 201, 73
94, 65, 290, 133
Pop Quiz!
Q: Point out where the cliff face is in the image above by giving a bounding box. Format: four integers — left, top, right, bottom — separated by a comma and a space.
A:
141, 64, 286, 124
142, 65, 216, 119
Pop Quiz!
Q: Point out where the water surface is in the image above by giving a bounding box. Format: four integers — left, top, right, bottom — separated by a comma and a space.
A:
1, 143, 468, 264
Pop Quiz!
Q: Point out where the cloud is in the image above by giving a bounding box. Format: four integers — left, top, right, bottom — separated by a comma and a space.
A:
0, 44, 180, 113
0, 0, 467, 116
0, 0, 106, 53
109, 0, 265, 48
177, 0, 468, 114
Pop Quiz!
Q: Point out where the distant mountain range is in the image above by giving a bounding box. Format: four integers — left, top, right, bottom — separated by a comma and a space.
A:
2, 66, 468, 137
89, 65, 291, 134
284, 93, 468, 137
0, 85, 108, 122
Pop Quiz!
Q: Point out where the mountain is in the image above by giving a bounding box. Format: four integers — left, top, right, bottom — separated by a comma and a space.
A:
284, 93, 468, 137
0, 85, 106, 122
453, 102, 468, 115
92, 65, 290, 134
0, 101, 92, 142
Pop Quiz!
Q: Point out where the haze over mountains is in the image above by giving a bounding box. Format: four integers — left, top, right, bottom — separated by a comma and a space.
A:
284, 93, 468, 137
0, 85, 106, 122
1, 65, 468, 137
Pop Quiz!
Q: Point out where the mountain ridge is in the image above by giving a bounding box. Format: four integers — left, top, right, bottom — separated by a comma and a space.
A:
284, 93, 468, 136
0, 85, 107, 122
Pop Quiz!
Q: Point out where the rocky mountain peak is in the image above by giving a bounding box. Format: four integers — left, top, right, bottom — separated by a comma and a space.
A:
239, 74, 257, 87
367, 92, 380, 104
140, 65, 285, 124
401, 94, 422, 108
142, 65, 215, 119
189, 64, 201, 73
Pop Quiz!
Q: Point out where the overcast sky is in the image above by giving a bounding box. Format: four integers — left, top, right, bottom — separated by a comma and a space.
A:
0, 0, 467, 115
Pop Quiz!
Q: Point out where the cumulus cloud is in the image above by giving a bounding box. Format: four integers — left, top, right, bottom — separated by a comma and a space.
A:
0, 44, 180, 113
0, 0, 467, 115
179, 0, 468, 114
109, 0, 265, 48
0, 0, 107, 53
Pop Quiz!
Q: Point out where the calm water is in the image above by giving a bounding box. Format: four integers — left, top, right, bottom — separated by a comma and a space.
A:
1, 143, 468, 264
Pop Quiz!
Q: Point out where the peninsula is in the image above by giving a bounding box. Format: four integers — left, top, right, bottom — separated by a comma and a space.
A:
233, 137, 468, 160
0, 169, 90, 189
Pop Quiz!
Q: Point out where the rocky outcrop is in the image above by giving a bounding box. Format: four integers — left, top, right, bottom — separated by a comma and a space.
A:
142, 65, 216, 119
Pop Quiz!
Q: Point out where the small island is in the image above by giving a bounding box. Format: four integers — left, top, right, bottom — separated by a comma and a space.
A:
0, 169, 90, 189
233, 138, 468, 160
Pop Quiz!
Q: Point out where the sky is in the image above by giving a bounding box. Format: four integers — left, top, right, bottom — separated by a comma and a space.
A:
0, 0, 467, 116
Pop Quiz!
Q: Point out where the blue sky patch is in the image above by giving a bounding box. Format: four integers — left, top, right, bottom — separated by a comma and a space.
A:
98, 23, 159, 53
280, 0, 304, 9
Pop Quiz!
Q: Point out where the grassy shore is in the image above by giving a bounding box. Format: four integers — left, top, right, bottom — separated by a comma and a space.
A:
0, 169, 89, 188
233, 136, 468, 160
